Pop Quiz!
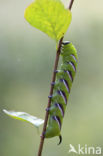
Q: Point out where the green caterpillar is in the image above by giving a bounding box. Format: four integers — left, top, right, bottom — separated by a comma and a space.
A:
45, 41, 78, 144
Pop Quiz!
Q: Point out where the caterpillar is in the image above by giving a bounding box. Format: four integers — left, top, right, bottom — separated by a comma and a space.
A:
45, 41, 78, 144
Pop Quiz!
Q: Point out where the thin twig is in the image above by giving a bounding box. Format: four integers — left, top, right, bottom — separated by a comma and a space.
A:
69, 0, 74, 10
37, 0, 75, 156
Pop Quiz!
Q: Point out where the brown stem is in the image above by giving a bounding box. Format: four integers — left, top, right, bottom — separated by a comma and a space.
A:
37, 0, 75, 156
69, 0, 74, 10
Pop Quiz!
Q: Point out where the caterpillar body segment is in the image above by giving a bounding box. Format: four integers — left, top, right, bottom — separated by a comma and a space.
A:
61, 63, 76, 79
45, 41, 78, 144
56, 70, 73, 88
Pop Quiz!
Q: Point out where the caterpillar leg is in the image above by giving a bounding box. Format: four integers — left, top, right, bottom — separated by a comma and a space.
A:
45, 107, 50, 112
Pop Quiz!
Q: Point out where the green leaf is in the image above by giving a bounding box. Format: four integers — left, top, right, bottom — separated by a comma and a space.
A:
3, 109, 44, 128
24, 0, 72, 41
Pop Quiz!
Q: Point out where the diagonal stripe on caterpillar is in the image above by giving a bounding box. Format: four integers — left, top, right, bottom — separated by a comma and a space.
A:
45, 41, 78, 144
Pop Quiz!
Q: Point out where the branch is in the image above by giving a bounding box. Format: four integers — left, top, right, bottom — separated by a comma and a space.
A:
37, 0, 75, 156
69, 0, 74, 10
